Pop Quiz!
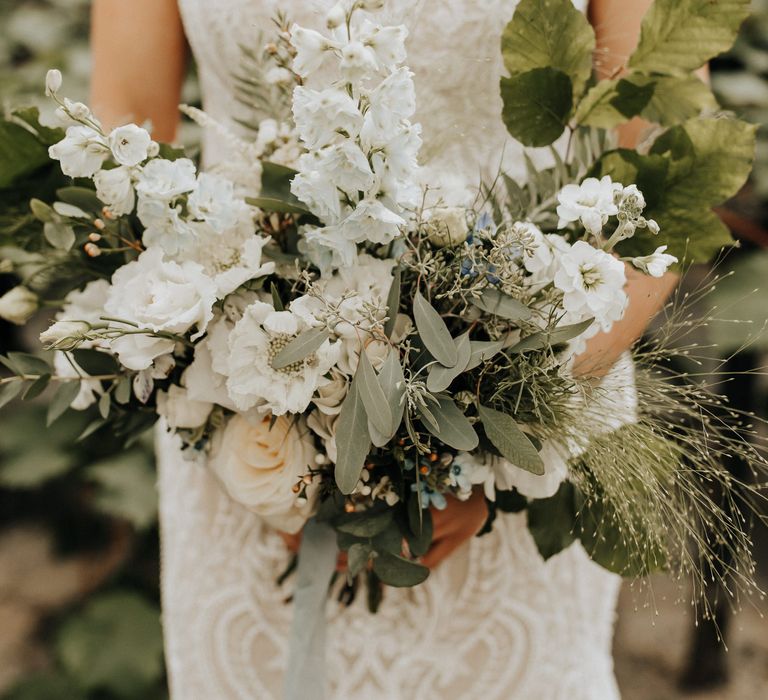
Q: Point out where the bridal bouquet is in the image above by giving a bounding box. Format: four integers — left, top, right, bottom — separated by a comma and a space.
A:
0, 0, 763, 610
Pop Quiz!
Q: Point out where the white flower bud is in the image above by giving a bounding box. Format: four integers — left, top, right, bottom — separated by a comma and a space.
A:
64, 99, 91, 121
39, 320, 90, 349
0, 286, 39, 325
45, 69, 62, 96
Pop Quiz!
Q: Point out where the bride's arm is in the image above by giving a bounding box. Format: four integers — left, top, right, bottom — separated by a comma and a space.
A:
90, 0, 187, 141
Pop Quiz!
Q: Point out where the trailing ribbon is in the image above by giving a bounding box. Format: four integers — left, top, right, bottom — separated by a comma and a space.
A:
283, 517, 338, 700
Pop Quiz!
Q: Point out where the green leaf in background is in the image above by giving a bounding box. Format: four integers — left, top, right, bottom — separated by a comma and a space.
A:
56, 591, 164, 698
22, 373, 51, 400
421, 396, 479, 451
5, 352, 52, 376
0, 117, 52, 188
0, 443, 75, 487
0, 380, 23, 409
270, 327, 330, 370
413, 290, 458, 367
371, 551, 429, 587
2, 672, 87, 700
466, 338, 506, 371
640, 74, 718, 127
85, 451, 158, 529
56, 186, 104, 213
426, 332, 471, 392
500, 68, 573, 147
334, 377, 371, 494
12, 107, 65, 146
501, 0, 595, 98
527, 482, 577, 559
628, 0, 751, 75
574, 77, 656, 130
43, 221, 76, 250
406, 497, 433, 557
357, 349, 393, 437
478, 405, 544, 475
47, 381, 82, 426
336, 509, 394, 537
71, 348, 119, 376
472, 288, 532, 322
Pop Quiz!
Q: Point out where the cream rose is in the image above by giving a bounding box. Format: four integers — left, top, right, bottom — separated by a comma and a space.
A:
209, 414, 319, 534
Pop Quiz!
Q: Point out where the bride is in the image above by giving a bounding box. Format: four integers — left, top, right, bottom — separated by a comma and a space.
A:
91, 1, 677, 698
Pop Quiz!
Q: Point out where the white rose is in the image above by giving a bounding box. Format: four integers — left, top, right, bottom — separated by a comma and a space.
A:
187, 173, 239, 233
94, 166, 136, 216
0, 286, 38, 325
157, 384, 213, 429
631, 245, 678, 278
108, 124, 152, 167
209, 414, 320, 534
49, 125, 109, 178
426, 207, 469, 247
105, 248, 217, 370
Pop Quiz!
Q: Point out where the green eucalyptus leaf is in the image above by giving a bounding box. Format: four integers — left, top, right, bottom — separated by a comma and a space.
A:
271, 327, 330, 370
371, 552, 429, 587
0, 380, 23, 409
247, 161, 309, 214
406, 498, 433, 557
501, 0, 595, 97
336, 509, 394, 537
427, 332, 471, 392
509, 318, 594, 353
358, 349, 393, 437
56, 186, 104, 212
383, 266, 401, 338
628, 0, 750, 75
44, 221, 76, 250
114, 376, 132, 405
22, 374, 51, 400
369, 350, 406, 447
98, 391, 112, 419
47, 381, 82, 425
413, 290, 457, 367
72, 348, 118, 376
7, 352, 52, 376
372, 526, 404, 555
347, 542, 372, 577
334, 378, 371, 494
30, 198, 55, 222
472, 288, 532, 321
421, 396, 479, 451
478, 405, 544, 475
500, 68, 573, 148
466, 338, 506, 371
0, 119, 50, 188
270, 282, 285, 311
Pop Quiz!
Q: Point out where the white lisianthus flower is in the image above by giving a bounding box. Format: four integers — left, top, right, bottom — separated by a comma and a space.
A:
105, 248, 217, 370
137, 198, 197, 257
359, 21, 408, 69
554, 240, 627, 330
290, 24, 336, 77
0, 286, 38, 325
108, 124, 152, 167
45, 68, 62, 96
94, 166, 136, 216
135, 158, 197, 201
292, 86, 363, 150
187, 173, 239, 233
156, 384, 213, 430
225, 300, 340, 415
425, 207, 469, 247
556, 176, 621, 235
631, 245, 678, 278
362, 67, 416, 143
49, 125, 108, 178
210, 414, 319, 534
290, 159, 344, 223
339, 41, 379, 80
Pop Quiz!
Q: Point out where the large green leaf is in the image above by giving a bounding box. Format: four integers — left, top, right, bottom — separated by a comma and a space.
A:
527, 482, 577, 560
0, 444, 75, 487
334, 377, 371, 494
0, 120, 51, 189
413, 290, 457, 367
369, 350, 406, 447
501, 0, 595, 97
426, 332, 471, 392
372, 551, 429, 587
357, 349, 393, 437
628, 0, 750, 75
500, 68, 573, 148
247, 160, 309, 214
421, 396, 479, 452
56, 592, 164, 697
640, 74, 718, 127
478, 405, 544, 475
574, 77, 656, 129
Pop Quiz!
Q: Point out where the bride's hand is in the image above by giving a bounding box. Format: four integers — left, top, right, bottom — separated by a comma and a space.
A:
421, 489, 488, 570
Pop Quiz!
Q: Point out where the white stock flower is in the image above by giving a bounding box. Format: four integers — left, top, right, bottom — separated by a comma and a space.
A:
209, 414, 319, 534
183, 317, 239, 411
523, 228, 571, 287
187, 173, 239, 233
49, 125, 108, 178
0, 286, 38, 325
292, 86, 362, 150
135, 158, 197, 201
137, 198, 197, 257
631, 245, 678, 278
225, 301, 339, 415
290, 24, 336, 77
108, 124, 152, 167
94, 166, 136, 216
156, 384, 213, 429
556, 176, 621, 235
554, 240, 627, 330
105, 248, 217, 370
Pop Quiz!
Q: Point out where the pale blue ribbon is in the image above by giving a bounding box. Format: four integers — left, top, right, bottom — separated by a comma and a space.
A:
284, 518, 338, 700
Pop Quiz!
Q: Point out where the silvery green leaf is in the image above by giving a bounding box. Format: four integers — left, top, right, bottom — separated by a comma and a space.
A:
336, 509, 393, 537
472, 288, 532, 321
509, 318, 594, 353
369, 350, 406, 447
422, 397, 479, 451
478, 405, 544, 475
466, 338, 506, 371
371, 552, 429, 587
44, 221, 76, 251
357, 350, 393, 438
383, 266, 401, 338
417, 403, 440, 433
413, 290, 457, 367
334, 378, 371, 494
53, 202, 90, 219
427, 332, 471, 393
347, 543, 372, 577
270, 282, 284, 311
30, 198, 55, 222
98, 391, 111, 419
271, 327, 330, 370
47, 381, 81, 425
56, 186, 104, 212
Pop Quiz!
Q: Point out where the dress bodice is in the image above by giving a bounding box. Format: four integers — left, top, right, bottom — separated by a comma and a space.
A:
178, 0, 588, 200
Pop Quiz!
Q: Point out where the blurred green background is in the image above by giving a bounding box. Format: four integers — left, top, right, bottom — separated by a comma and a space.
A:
0, 2, 767, 700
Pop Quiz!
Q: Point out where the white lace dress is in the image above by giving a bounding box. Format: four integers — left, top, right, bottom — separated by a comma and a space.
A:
159, 1, 629, 698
